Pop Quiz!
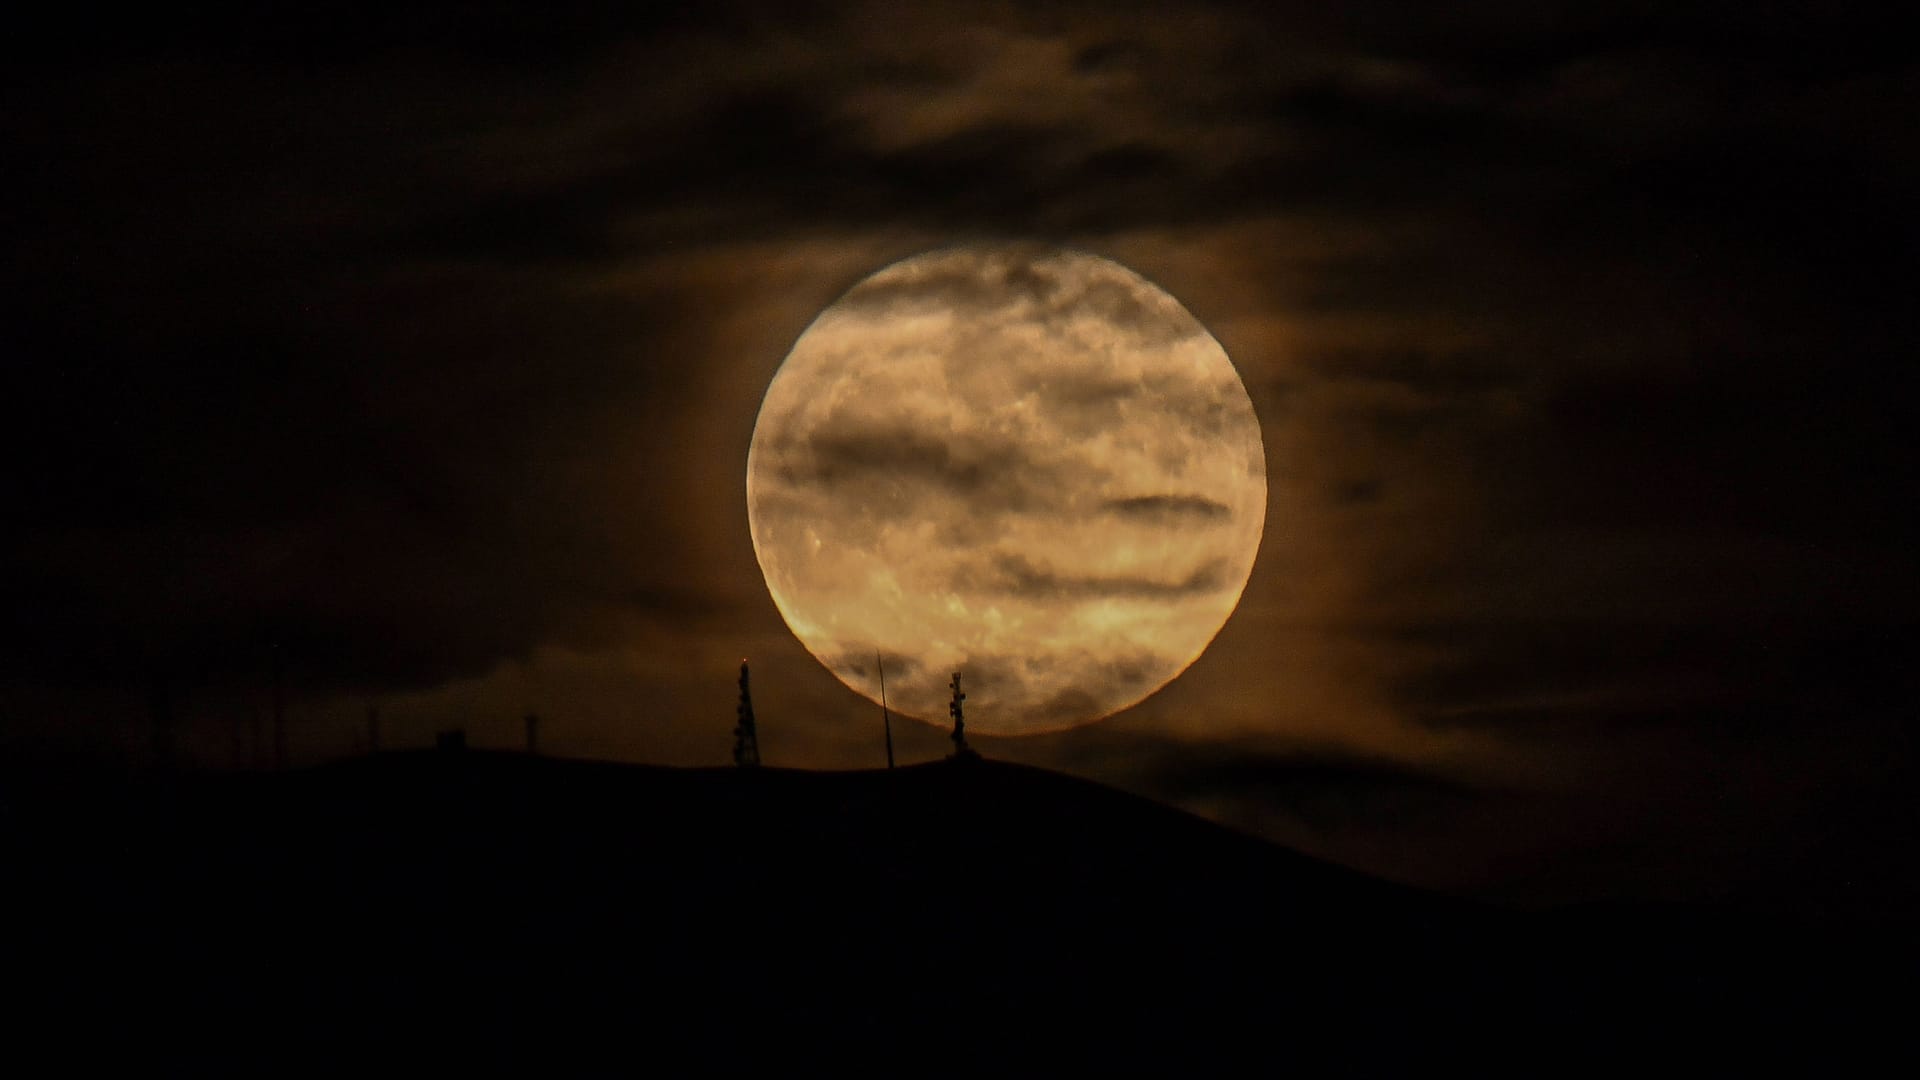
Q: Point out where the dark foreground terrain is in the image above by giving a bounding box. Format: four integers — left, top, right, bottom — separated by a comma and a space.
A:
4, 751, 1909, 1072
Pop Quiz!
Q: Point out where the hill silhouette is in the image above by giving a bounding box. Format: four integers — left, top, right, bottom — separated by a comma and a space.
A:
5, 751, 1904, 1072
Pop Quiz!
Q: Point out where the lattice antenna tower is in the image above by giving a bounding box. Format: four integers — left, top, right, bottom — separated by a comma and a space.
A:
948, 671, 975, 759
733, 660, 761, 768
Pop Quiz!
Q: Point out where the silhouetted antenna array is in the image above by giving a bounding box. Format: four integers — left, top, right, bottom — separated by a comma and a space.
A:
734, 660, 761, 768
949, 672, 976, 760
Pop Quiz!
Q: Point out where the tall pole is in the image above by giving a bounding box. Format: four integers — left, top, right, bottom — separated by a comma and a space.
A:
877, 651, 894, 769
366, 703, 380, 756
524, 713, 539, 755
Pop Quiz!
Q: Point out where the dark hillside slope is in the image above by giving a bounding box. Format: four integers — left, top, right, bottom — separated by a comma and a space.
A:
4, 752, 1902, 1072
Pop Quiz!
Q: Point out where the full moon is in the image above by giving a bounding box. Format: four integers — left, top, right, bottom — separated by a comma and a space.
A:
747, 245, 1265, 735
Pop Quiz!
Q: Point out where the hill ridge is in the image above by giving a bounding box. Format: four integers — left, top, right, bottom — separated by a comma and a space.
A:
7, 747, 1898, 1072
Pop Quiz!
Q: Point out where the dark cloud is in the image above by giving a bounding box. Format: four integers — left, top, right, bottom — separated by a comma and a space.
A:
756, 420, 1107, 537
1102, 494, 1232, 524
822, 649, 925, 685
1139, 741, 1480, 835
830, 247, 1208, 350
915, 647, 1169, 726
1032, 369, 1258, 443
1302, 349, 1523, 398
1512, 362, 1920, 540
1327, 479, 1385, 506
970, 553, 1231, 601
800, 426, 1036, 503
832, 246, 1070, 316
1033, 688, 1104, 727
1389, 617, 1920, 734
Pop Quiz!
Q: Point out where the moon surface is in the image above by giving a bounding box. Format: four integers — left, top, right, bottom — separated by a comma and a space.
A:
747, 245, 1265, 735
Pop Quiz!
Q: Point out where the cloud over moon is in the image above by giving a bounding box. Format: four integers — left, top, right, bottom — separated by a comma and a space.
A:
1103, 494, 1232, 523
748, 246, 1265, 734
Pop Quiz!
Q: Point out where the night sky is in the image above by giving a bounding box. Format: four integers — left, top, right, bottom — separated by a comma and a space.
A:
4, 2, 1915, 916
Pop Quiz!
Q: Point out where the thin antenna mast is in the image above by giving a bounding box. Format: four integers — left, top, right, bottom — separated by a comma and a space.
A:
877, 650, 895, 769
